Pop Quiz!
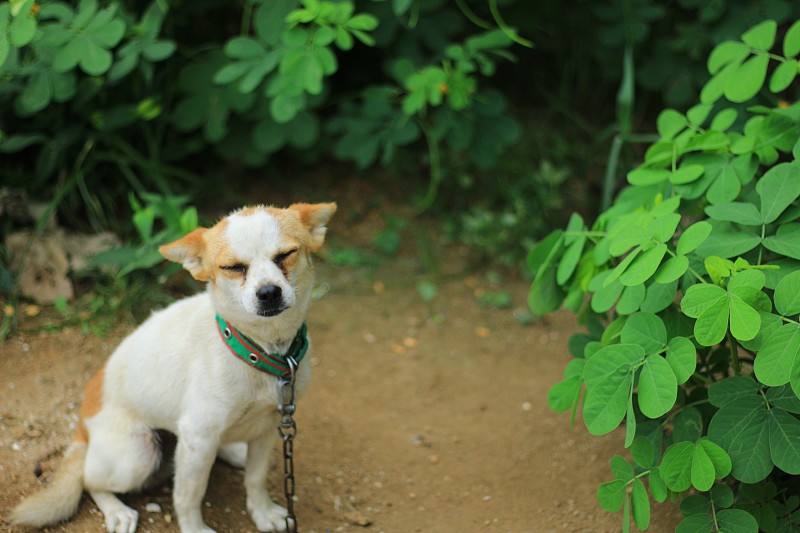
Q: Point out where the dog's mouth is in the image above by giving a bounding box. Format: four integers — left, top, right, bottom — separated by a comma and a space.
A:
256, 305, 288, 317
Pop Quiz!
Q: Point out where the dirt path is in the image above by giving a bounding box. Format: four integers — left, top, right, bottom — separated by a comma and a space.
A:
0, 214, 680, 532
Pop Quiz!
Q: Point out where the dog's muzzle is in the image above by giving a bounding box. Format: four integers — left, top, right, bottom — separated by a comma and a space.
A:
255, 284, 287, 317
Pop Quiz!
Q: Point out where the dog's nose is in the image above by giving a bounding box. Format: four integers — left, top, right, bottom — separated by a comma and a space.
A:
256, 284, 282, 304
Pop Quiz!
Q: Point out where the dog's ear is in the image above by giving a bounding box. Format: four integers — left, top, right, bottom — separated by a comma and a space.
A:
159, 228, 212, 281
290, 202, 337, 252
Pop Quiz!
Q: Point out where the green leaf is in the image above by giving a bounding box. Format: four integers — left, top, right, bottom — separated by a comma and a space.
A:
698, 438, 732, 478
631, 478, 650, 530
707, 395, 772, 483
729, 294, 761, 342
708, 41, 750, 74
673, 406, 703, 442
728, 269, 765, 292
556, 236, 586, 285
649, 468, 668, 503
654, 255, 689, 284
616, 284, 645, 315
670, 165, 704, 185
682, 284, 726, 318
677, 514, 713, 533
591, 274, 624, 313
763, 223, 800, 260
611, 454, 634, 481
769, 59, 798, 93
583, 344, 644, 435
785, 20, 800, 57
677, 222, 712, 255
638, 354, 678, 418
775, 270, 800, 316
527, 230, 563, 274
10, 8, 36, 46
768, 408, 800, 474
705, 202, 763, 225
691, 442, 715, 491
631, 437, 655, 468
741, 20, 777, 51
657, 109, 687, 138
597, 480, 626, 512
717, 509, 759, 533
661, 441, 695, 492
709, 376, 759, 408
621, 312, 667, 353
666, 336, 696, 384
695, 229, 761, 259
627, 167, 670, 186
766, 384, 800, 414
694, 295, 730, 346
648, 213, 682, 243
754, 324, 800, 387
620, 243, 668, 287
641, 280, 678, 314
724, 54, 769, 103
711, 108, 738, 132
756, 163, 800, 224
529, 265, 564, 316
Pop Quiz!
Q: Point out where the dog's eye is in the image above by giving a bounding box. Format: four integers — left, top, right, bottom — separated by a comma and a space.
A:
221, 263, 248, 274
274, 249, 297, 265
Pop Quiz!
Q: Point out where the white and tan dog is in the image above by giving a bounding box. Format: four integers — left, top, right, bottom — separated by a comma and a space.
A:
11, 202, 337, 533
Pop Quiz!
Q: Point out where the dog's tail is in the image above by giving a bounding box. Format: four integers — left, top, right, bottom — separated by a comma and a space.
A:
10, 440, 87, 527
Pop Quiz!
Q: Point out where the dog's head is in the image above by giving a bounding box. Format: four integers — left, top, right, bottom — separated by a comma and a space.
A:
159, 203, 336, 319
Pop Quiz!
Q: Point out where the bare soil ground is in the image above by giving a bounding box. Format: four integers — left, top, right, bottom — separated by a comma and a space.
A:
0, 199, 681, 533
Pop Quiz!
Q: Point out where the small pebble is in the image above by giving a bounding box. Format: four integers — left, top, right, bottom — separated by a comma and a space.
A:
145, 503, 162, 513
521, 401, 532, 411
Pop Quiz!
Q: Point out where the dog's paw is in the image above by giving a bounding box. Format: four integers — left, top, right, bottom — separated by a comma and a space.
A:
104, 506, 139, 533
248, 499, 289, 532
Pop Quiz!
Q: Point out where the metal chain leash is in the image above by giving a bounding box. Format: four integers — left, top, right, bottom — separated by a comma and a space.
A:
277, 355, 299, 533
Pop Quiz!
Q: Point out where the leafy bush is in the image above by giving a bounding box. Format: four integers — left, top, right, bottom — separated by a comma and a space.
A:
532, 19, 800, 532
0, 0, 527, 233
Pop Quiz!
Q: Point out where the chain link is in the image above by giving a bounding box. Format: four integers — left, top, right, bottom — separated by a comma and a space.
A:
277, 355, 299, 533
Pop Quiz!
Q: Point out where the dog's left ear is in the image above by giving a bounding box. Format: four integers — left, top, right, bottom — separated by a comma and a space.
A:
290, 202, 337, 252
159, 228, 212, 281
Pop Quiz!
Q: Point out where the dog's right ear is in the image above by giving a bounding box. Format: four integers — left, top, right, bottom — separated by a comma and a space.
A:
159, 228, 212, 281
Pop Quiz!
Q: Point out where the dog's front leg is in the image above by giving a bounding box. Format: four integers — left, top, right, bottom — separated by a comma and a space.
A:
245, 425, 289, 532
174, 427, 220, 533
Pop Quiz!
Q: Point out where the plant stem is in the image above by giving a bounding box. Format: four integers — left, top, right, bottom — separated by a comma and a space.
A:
728, 332, 741, 376
415, 118, 442, 214
454, 0, 492, 29
488, 0, 533, 47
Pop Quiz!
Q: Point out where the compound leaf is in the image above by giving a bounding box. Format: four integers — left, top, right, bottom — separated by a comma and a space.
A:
661, 441, 695, 492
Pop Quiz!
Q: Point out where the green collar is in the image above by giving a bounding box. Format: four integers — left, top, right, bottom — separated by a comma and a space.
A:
215, 314, 308, 377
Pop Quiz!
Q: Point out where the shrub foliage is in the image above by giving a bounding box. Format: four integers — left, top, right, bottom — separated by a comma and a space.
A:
533, 19, 800, 532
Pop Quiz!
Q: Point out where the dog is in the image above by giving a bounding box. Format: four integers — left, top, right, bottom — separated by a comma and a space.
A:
11, 202, 337, 533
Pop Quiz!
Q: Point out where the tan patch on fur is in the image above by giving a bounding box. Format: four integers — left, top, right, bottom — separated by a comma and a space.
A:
74, 367, 104, 444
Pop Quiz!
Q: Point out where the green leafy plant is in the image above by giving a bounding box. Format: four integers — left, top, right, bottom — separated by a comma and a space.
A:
90, 193, 198, 277
533, 19, 800, 532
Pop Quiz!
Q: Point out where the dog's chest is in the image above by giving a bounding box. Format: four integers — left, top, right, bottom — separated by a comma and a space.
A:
223, 393, 279, 442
